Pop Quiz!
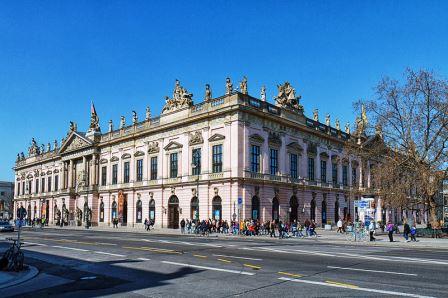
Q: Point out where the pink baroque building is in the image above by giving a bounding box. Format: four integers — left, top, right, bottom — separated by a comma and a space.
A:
13, 78, 406, 229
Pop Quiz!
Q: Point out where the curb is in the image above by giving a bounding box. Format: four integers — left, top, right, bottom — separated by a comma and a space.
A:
0, 265, 39, 289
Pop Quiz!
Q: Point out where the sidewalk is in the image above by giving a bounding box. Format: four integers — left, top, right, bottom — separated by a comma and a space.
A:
0, 265, 39, 289
20, 225, 448, 249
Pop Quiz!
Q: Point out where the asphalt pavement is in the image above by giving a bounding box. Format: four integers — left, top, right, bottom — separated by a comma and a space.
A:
1, 228, 447, 297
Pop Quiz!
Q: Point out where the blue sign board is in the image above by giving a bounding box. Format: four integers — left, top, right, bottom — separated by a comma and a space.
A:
238, 197, 242, 205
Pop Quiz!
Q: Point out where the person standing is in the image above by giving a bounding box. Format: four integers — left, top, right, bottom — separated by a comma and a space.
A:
410, 224, 417, 242
386, 221, 394, 242
180, 218, 186, 234
369, 221, 376, 241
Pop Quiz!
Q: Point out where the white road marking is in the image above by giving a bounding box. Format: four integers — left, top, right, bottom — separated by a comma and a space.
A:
93, 251, 126, 257
213, 254, 262, 261
137, 257, 151, 261
162, 261, 255, 276
278, 277, 435, 298
156, 239, 223, 248
23, 242, 47, 246
52, 245, 89, 252
327, 266, 418, 276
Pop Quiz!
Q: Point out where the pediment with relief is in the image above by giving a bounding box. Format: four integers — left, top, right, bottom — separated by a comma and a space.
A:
208, 133, 225, 142
59, 132, 93, 153
164, 141, 183, 151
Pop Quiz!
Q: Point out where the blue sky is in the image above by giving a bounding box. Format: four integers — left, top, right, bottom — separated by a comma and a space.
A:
1, 1, 447, 181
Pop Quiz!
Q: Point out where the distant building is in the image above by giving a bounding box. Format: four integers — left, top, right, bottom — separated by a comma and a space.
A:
12, 78, 420, 228
0, 181, 14, 219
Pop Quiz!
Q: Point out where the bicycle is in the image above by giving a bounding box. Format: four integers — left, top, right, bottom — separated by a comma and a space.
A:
3, 238, 24, 271
345, 228, 368, 242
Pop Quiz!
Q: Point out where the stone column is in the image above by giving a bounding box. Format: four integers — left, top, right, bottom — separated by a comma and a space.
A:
68, 160, 73, 188
82, 156, 87, 186
315, 150, 321, 182
61, 162, 66, 190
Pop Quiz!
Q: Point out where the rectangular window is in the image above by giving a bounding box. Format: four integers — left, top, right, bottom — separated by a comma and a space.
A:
48, 177, 51, 192
123, 161, 130, 183
101, 166, 107, 186
55, 175, 59, 190
251, 145, 261, 173
290, 153, 298, 179
112, 164, 118, 185
17, 182, 20, 196
270, 148, 278, 175
342, 165, 348, 186
22, 181, 25, 195
28, 181, 31, 194
352, 167, 357, 185
332, 163, 338, 184
320, 160, 327, 182
150, 157, 158, 180
212, 145, 223, 173
192, 148, 201, 175
136, 159, 143, 182
35, 179, 39, 194
170, 153, 178, 178
308, 157, 315, 181
41, 178, 45, 192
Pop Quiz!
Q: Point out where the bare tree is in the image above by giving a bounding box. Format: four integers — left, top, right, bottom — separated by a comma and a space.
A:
352, 69, 448, 226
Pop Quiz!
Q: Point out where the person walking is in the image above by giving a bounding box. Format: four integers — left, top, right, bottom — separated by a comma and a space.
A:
386, 221, 394, 242
403, 221, 411, 242
336, 219, 343, 233
410, 224, 417, 242
180, 218, 186, 234
369, 221, 376, 241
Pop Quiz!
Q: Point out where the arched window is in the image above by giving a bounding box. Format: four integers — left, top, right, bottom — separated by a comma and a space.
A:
251, 196, 260, 220
310, 198, 316, 221
272, 197, 279, 221
136, 199, 142, 223
290, 196, 298, 222
111, 201, 117, 219
149, 199, 155, 221
322, 199, 327, 225
191, 196, 199, 220
99, 201, 105, 222
212, 196, 222, 220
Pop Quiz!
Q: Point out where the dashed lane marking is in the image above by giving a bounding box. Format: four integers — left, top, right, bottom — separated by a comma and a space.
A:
137, 257, 151, 261
278, 271, 303, 278
327, 266, 418, 276
193, 254, 208, 258
278, 277, 435, 298
325, 280, 359, 289
213, 254, 262, 261
23, 242, 47, 246
122, 246, 182, 254
51, 245, 89, 252
162, 261, 255, 276
217, 258, 232, 263
93, 251, 126, 257
97, 242, 117, 246
243, 264, 261, 270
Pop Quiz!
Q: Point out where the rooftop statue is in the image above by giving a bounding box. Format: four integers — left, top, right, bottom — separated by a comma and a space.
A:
335, 119, 340, 130
325, 114, 330, 126
225, 77, 233, 95
205, 84, 212, 102
88, 102, 100, 132
132, 111, 138, 124
120, 116, 126, 129
345, 122, 351, 134
108, 120, 113, 132
162, 79, 194, 114
275, 82, 303, 111
240, 76, 248, 95
313, 109, 319, 121
146, 106, 151, 121
28, 137, 40, 156
260, 85, 266, 101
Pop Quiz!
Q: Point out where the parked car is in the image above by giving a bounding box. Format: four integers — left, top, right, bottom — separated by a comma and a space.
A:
0, 221, 14, 232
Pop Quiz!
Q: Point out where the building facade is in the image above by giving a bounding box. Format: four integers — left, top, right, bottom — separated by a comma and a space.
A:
13, 79, 405, 228
0, 181, 14, 219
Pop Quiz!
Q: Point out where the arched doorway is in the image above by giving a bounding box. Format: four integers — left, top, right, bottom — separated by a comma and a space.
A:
272, 197, 279, 222
290, 196, 298, 223
322, 199, 327, 225
310, 198, 316, 221
334, 199, 339, 223
190, 196, 199, 220
111, 201, 117, 220
136, 199, 142, 223
149, 199, 155, 221
99, 201, 104, 222
251, 196, 260, 220
168, 195, 179, 229
212, 196, 222, 220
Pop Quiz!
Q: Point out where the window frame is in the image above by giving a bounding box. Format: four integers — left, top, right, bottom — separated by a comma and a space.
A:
112, 164, 118, 185
212, 144, 223, 173
170, 152, 178, 178
136, 159, 143, 182
123, 161, 130, 183
150, 156, 158, 180
308, 157, 315, 181
250, 145, 261, 173
270, 148, 279, 175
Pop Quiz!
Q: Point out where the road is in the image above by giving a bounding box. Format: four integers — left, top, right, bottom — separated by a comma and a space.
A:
1, 228, 447, 297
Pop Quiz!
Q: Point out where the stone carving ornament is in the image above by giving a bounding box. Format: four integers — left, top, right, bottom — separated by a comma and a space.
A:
313, 109, 319, 121
132, 111, 138, 125
162, 79, 194, 114
325, 114, 330, 126
275, 82, 303, 111
66, 137, 88, 151
108, 120, 113, 132
205, 84, 212, 102
189, 131, 204, 145
89, 103, 100, 132
146, 107, 151, 121
148, 141, 160, 154
28, 138, 40, 156
260, 85, 266, 101
239, 76, 248, 95
120, 116, 126, 129
335, 119, 340, 130
225, 77, 233, 95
